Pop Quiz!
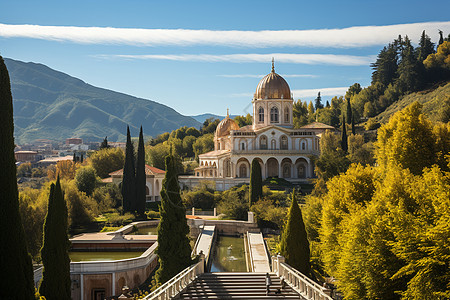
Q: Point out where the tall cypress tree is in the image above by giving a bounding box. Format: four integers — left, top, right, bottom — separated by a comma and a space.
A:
122, 126, 136, 213
314, 92, 323, 110
351, 115, 356, 135
341, 117, 348, 153
100, 136, 109, 149
136, 126, 146, 217
279, 189, 312, 278
346, 98, 352, 125
39, 177, 71, 300
249, 158, 263, 207
0, 56, 34, 299
156, 155, 192, 284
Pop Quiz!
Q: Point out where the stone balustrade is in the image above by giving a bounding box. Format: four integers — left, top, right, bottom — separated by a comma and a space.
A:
143, 254, 205, 300
272, 255, 332, 300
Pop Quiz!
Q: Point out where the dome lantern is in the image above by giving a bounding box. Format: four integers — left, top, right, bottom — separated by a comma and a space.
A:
254, 60, 291, 100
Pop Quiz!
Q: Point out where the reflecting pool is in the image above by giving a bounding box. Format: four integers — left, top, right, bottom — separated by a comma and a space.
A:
210, 235, 247, 272
69, 251, 143, 262
134, 226, 158, 235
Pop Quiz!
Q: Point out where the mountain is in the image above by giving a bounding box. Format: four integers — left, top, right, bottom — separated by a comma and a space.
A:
5, 58, 201, 144
190, 113, 238, 123
375, 82, 450, 124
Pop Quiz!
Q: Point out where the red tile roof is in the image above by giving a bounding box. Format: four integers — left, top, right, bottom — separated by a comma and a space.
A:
109, 164, 165, 176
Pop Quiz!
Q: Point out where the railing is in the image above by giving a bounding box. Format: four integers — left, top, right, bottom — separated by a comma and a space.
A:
272, 255, 332, 300
143, 256, 205, 300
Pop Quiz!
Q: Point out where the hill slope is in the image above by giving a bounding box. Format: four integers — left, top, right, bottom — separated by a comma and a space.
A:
376, 82, 450, 124
5, 58, 201, 144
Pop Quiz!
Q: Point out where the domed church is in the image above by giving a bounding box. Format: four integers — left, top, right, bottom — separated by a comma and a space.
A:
179, 60, 335, 191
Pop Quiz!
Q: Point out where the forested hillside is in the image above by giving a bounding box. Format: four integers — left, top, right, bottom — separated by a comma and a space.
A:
6, 58, 201, 144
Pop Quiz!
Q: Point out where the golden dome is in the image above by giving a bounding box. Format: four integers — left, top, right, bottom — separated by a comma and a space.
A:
216, 111, 239, 138
254, 60, 291, 100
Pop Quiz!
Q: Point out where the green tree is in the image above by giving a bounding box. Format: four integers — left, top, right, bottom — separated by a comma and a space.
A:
156, 155, 192, 284
89, 147, 125, 178
0, 56, 34, 299
371, 44, 398, 86
314, 92, 323, 110
341, 117, 348, 153
146, 142, 170, 170
397, 36, 422, 93
234, 113, 252, 127
346, 98, 352, 125
75, 166, 97, 196
279, 190, 312, 277
100, 136, 109, 149
417, 30, 435, 62
122, 126, 136, 213
192, 133, 214, 161
39, 178, 71, 300
249, 159, 263, 206
136, 126, 146, 217
376, 102, 435, 175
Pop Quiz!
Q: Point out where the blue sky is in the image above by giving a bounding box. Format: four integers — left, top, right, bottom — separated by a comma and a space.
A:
1, 0, 449, 116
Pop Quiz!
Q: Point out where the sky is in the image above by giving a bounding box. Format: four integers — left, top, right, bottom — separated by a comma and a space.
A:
1, 0, 449, 117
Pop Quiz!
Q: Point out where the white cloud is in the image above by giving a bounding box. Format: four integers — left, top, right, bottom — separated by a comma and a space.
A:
96, 53, 374, 66
218, 74, 318, 78
1, 21, 449, 48
231, 87, 350, 99
292, 87, 349, 98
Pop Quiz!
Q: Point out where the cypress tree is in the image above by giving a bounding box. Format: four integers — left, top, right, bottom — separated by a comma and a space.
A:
279, 189, 312, 278
0, 55, 34, 299
156, 155, 192, 284
100, 136, 109, 149
122, 126, 136, 213
341, 117, 348, 153
351, 115, 356, 135
80, 153, 84, 163
249, 158, 263, 207
314, 92, 323, 110
136, 126, 146, 217
346, 98, 352, 125
438, 30, 444, 46
73, 152, 77, 162
39, 177, 71, 300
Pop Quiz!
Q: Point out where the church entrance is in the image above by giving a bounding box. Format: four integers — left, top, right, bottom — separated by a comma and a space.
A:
267, 158, 279, 177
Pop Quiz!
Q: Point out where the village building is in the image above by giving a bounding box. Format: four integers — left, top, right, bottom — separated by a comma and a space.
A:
104, 165, 165, 202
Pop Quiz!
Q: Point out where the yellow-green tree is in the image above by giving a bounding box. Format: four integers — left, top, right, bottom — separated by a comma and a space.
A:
376, 102, 435, 175
89, 147, 124, 178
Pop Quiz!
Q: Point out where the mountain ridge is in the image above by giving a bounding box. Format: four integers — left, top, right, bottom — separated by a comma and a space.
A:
5, 58, 201, 144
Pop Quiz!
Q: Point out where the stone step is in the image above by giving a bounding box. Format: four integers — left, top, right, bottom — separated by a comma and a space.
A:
179, 295, 301, 299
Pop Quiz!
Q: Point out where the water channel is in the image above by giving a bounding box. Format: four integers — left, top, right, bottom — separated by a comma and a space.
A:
210, 235, 247, 272
133, 226, 158, 235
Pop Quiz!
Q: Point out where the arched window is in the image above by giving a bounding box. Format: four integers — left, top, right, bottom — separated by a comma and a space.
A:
258, 107, 264, 123
284, 107, 289, 123
283, 164, 291, 178
281, 136, 288, 150
225, 159, 231, 177
270, 106, 279, 123
271, 139, 276, 150
241, 142, 245, 150
260, 135, 267, 150
239, 164, 247, 178
301, 140, 307, 151
297, 164, 306, 178
217, 143, 221, 150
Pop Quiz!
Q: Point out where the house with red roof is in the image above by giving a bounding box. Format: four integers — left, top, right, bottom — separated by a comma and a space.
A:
104, 165, 165, 202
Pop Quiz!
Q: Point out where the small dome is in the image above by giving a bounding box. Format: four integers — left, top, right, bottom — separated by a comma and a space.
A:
216, 114, 239, 138
254, 61, 291, 100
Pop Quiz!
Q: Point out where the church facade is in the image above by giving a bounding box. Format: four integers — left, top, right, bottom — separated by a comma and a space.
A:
179, 62, 334, 191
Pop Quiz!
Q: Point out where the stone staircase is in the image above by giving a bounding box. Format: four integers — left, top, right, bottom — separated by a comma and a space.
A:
176, 272, 303, 299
